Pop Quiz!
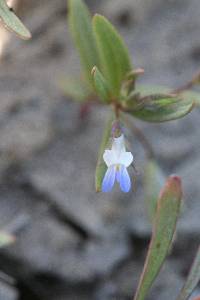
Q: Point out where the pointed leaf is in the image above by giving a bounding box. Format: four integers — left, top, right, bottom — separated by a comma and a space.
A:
176, 246, 200, 300
121, 68, 144, 98
59, 76, 91, 102
144, 160, 166, 222
95, 115, 114, 192
93, 14, 132, 98
68, 0, 100, 85
0, 0, 31, 39
134, 175, 182, 300
137, 84, 200, 107
92, 66, 111, 103
128, 94, 194, 122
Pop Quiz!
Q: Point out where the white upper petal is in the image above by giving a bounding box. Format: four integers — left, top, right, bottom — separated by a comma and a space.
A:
103, 150, 118, 167
111, 135, 126, 155
103, 134, 133, 168
118, 152, 133, 167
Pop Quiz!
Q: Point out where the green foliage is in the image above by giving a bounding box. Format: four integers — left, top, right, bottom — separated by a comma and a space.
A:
91, 66, 111, 103
93, 14, 132, 98
68, 0, 100, 86
136, 84, 170, 96
59, 76, 91, 102
176, 246, 200, 300
67, 1, 195, 124
128, 94, 193, 122
181, 90, 200, 107
137, 84, 200, 107
95, 115, 113, 192
144, 160, 166, 222
0, 0, 31, 39
134, 176, 182, 300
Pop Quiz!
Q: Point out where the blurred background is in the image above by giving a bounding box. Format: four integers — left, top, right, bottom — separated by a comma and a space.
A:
0, 0, 199, 299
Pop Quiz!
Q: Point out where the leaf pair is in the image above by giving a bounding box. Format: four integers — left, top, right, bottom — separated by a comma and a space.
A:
69, 0, 194, 122
68, 0, 132, 101
0, 0, 31, 39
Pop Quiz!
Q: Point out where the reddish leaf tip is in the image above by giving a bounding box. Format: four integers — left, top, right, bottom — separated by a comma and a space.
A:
169, 174, 182, 185
159, 175, 182, 201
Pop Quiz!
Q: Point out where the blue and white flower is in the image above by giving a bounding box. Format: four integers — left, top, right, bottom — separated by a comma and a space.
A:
102, 134, 133, 193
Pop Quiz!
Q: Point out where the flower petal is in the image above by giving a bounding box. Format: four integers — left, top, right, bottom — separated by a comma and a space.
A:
118, 165, 131, 193
102, 166, 116, 192
112, 135, 126, 155
118, 152, 133, 167
103, 150, 118, 167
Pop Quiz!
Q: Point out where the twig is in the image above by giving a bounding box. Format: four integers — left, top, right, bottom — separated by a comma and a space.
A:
124, 116, 155, 159
172, 71, 200, 94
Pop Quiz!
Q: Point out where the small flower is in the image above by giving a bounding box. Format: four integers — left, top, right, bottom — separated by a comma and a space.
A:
102, 134, 133, 192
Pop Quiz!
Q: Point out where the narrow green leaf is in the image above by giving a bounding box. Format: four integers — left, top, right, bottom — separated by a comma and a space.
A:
128, 94, 194, 122
134, 175, 182, 300
59, 76, 91, 102
176, 246, 200, 300
91, 66, 111, 103
93, 14, 132, 98
137, 84, 200, 107
0, 0, 31, 39
68, 0, 100, 85
95, 115, 114, 192
144, 160, 165, 222
0, 231, 15, 248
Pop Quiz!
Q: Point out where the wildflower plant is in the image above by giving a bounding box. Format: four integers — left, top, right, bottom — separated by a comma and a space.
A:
0, 0, 199, 299
61, 0, 200, 299
64, 0, 199, 195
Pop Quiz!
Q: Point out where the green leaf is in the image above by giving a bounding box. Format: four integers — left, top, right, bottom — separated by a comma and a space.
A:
59, 76, 91, 102
93, 14, 132, 98
68, 0, 100, 86
181, 90, 200, 107
136, 84, 170, 96
91, 66, 111, 103
134, 175, 182, 300
136, 84, 200, 107
128, 94, 194, 122
95, 115, 114, 192
0, 0, 31, 39
120, 68, 144, 98
0, 231, 15, 248
144, 160, 166, 222
176, 246, 200, 300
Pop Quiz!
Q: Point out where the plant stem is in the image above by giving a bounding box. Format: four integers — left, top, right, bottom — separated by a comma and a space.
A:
124, 116, 155, 159
172, 70, 200, 94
